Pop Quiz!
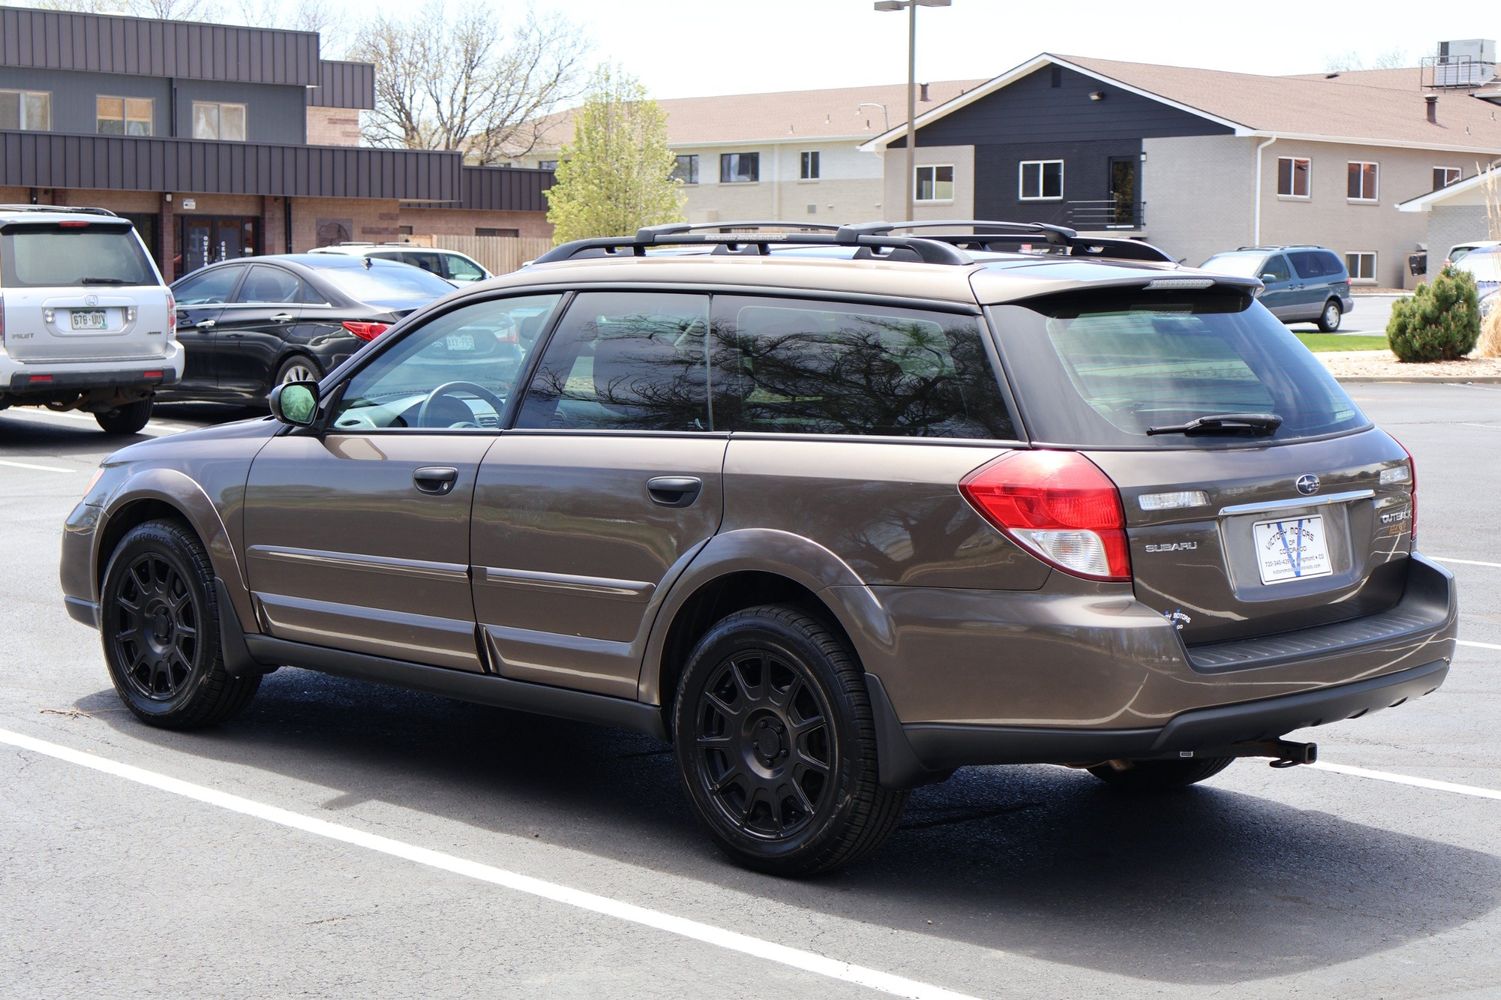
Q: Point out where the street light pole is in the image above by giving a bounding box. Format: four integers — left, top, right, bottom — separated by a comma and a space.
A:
875, 0, 950, 222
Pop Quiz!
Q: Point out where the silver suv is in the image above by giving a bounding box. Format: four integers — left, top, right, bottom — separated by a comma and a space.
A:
59, 221, 1456, 876
0, 206, 180, 434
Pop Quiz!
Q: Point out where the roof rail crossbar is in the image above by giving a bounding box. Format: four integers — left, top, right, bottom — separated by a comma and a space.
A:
636, 221, 844, 240
0, 204, 119, 217
842, 219, 1076, 246
532, 231, 972, 266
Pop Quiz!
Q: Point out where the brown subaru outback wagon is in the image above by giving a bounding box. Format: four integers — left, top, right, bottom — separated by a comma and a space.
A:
60, 221, 1458, 876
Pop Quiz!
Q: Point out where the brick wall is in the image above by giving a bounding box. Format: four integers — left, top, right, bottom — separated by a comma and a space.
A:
305, 107, 362, 147
401, 207, 552, 240
288, 197, 403, 250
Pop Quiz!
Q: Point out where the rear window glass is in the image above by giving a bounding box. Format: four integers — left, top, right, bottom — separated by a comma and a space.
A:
317, 262, 454, 309
0, 224, 156, 288
991, 294, 1368, 448
711, 297, 1015, 439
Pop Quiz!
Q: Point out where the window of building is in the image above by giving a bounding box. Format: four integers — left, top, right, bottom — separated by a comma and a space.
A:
720, 152, 759, 183
1018, 160, 1063, 200
800, 151, 820, 180
1347, 161, 1379, 201
538, 160, 559, 171
1345, 251, 1377, 282
0, 90, 50, 131
192, 102, 247, 141
1433, 166, 1462, 190
398, 225, 414, 236
1277, 156, 1311, 198
96, 96, 152, 136
915, 164, 954, 202
671, 154, 699, 185
476, 227, 519, 237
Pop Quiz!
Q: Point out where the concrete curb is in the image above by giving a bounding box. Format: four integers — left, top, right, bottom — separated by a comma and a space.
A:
1329, 375, 1501, 384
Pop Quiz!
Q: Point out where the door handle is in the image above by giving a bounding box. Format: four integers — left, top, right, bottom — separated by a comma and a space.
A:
195, 319, 216, 329
413, 466, 459, 496
647, 476, 702, 507
270, 312, 295, 323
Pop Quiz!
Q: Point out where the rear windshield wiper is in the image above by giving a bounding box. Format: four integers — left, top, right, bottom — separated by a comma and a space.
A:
80, 277, 132, 285
1146, 412, 1283, 437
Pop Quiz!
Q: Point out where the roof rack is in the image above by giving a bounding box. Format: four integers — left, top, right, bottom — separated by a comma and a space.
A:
0, 204, 119, 217
534, 221, 973, 266
859, 220, 1174, 263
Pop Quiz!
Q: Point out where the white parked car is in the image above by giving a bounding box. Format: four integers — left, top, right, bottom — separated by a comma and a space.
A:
0, 205, 180, 434
307, 243, 490, 284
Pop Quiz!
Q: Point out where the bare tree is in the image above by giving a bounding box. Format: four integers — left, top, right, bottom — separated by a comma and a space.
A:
31, 0, 223, 18
1326, 47, 1410, 72
234, 0, 347, 55
349, 3, 587, 164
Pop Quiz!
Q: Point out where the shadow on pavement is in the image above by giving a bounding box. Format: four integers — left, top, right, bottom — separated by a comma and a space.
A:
76, 667, 1501, 986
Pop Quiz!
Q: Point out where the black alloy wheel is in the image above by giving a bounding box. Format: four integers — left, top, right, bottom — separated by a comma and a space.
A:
673, 606, 907, 877
100, 519, 260, 728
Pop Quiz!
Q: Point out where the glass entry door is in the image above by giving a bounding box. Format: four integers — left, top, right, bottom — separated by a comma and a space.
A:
1108, 157, 1138, 228
179, 216, 259, 275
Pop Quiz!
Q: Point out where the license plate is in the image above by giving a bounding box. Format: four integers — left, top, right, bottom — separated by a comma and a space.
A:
1253, 515, 1333, 584
70, 310, 106, 331
445, 333, 474, 351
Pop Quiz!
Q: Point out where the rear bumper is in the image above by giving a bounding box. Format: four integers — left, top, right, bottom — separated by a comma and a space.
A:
1, 344, 183, 401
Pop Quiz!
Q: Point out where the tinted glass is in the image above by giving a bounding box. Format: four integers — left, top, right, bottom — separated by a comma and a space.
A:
331, 294, 563, 431
315, 261, 454, 309
1287, 251, 1337, 279
236, 265, 304, 304
445, 255, 485, 281
0, 224, 156, 288
710, 297, 1015, 439
515, 292, 710, 432
172, 264, 245, 304
991, 294, 1368, 449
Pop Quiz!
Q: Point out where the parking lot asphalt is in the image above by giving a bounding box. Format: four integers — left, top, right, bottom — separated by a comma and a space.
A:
1, 385, 1497, 1000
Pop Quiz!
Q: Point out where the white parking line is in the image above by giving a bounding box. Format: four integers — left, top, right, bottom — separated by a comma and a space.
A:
0, 728, 979, 1000
1459, 639, 1501, 651
0, 458, 74, 473
1431, 557, 1501, 569
1312, 761, 1501, 801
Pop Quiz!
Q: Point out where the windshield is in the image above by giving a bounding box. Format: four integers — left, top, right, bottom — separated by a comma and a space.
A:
0, 224, 156, 288
318, 263, 455, 310
1457, 251, 1501, 282
1198, 253, 1267, 278
990, 292, 1369, 449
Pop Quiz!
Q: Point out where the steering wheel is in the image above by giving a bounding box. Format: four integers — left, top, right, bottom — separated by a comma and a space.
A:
415, 381, 506, 429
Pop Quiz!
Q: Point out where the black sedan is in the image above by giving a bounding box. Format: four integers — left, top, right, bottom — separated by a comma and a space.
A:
160, 254, 458, 404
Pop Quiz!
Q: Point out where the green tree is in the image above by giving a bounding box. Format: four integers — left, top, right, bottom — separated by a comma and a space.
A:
546, 67, 683, 244
1387, 265, 1481, 362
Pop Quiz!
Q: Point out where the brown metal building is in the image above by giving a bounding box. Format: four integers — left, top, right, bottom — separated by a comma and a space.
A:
0, 6, 553, 280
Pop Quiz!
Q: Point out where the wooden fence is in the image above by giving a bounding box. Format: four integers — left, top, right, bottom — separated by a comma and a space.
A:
426, 235, 554, 275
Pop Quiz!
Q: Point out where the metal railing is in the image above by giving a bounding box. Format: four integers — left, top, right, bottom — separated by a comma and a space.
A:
1066, 199, 1145, 230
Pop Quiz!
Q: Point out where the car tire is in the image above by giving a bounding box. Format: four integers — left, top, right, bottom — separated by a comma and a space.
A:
672, 605, 908, 877
274, 354, 321, 386
1086, 756, 1234, 791
94, 398, 153, 435
99, 519, 260, 729
1317, 299, 1343, 332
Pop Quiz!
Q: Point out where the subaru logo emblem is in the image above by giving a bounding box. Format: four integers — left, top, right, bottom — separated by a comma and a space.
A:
1295, 474, 1321, 496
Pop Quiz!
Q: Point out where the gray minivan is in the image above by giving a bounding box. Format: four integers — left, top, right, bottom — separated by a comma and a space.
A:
1202, 246, 1354, 331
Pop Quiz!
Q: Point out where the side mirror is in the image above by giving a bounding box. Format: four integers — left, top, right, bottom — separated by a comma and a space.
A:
1260, 273, 1280, 283
269, 381, 319, 427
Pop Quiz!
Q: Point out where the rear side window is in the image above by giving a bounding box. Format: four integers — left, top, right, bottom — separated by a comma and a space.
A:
0, 223, 156, 289
1288, 250, 1339, 279
710, 297, 1015, 439
991, 293, 1368, 448
515, 292, 711, 432
236, 265, 309, 304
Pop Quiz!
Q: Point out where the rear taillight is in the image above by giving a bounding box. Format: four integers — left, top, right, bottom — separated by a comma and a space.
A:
166, 291, 177, 339
1392, 439, 1417, 545
960, 451, 1131, 582
342, 321, 389, 342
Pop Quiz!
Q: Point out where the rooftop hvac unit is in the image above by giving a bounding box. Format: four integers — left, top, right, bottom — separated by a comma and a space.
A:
1433, 39, 1496, 87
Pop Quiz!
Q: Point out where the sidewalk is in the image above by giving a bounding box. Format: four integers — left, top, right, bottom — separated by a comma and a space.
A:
1317, 349, 1501, 383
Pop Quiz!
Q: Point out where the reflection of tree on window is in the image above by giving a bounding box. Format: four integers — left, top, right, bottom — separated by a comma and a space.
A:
710, 301, 1015, 439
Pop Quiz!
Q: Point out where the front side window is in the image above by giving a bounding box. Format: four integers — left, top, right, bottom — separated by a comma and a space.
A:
1019, 160, 1063, 200
173, 264, 246, 304
1277, 156, 1310, 197
800, 150, 820, 180
0, 90, 50, 130
332, 295, 563, 431
444, 255, 486, 281
915, 164, 954, 202
516, 292, 710, 432
720, 152, 759, 183
1347, 161, 1379, 201
709, 297, 1015, 439
1433, 166, 1462, 190
96, 96, 153, 136
193, 102, 247, 141
1345, 252, 1376, 281
672, 154, 700, 185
